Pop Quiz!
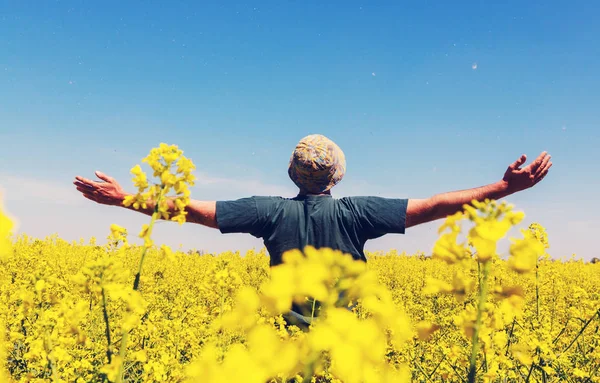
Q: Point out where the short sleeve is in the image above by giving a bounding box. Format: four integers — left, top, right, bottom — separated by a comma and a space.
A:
347, 196, 408, 240
215, 196, 276, 238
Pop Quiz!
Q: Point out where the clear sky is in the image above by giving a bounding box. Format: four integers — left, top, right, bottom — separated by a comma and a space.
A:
1, 1, 598, 260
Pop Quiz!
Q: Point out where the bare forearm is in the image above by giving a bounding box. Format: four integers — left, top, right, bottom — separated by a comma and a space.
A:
121, 195, 218, 229
429, 180, 511, 220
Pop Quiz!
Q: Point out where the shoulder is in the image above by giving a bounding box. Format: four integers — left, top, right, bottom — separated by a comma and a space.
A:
252, 196, 287, 201
216, 196, 286, 212
339, 196, 409, 212
250, 196, 291, 206
340, 195, 408, 204
338, 196, 409, 236
218, 196, 287, 203
216, 196, 289, 226
229, 196, 297, 212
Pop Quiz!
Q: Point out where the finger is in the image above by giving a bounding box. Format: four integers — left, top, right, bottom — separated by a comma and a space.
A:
534, 155, 551, 177
534, 162, 552, 183
95, 171, 114, 183
75, 176, 98, 186
526, 151, 548, 172
75, 186, 98, 196
534, 165, 551, 184
509, 154, 527, 170
73, 180, 94, 189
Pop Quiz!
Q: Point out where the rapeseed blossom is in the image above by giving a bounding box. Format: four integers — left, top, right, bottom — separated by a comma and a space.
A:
0, 194, 15, 261
1, 219, 598, 382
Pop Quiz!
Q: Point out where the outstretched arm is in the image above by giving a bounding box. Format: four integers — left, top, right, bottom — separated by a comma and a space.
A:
73, 171, 218, 229
405, 152, 552, 228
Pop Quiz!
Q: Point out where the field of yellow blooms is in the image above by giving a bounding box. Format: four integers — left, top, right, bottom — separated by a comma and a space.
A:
1, 144, 599, 383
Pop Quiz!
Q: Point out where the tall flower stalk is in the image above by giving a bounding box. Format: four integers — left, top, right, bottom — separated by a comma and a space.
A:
427, 199, 545, 383
468, 261, 490, 383
113, 143, 196, 383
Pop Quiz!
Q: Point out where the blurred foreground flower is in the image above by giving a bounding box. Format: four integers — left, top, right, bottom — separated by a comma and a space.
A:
187, 246, 413, 383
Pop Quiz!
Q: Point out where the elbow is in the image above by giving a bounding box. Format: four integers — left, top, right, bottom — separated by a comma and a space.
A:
406, 198, 439, 228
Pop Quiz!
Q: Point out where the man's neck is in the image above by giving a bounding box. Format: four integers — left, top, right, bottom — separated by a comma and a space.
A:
298, 189, 331, 197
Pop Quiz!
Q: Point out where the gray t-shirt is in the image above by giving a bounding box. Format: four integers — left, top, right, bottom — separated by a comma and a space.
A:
215, 194, 408, 325
216, 194, 408, 265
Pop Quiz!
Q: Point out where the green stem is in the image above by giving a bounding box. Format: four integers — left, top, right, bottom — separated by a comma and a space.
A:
132, 203, 161, 290
219, 285, 225, 353
428, 354, 446, 380
505, 318, 517, 356
44, 330, 58, 381
301, 355, 318, 383
115, 191, 163, 383
524, 363, 535, 382
552, 318, 571, 344
444, 358, 467, 383
101, 286, 113, 364
468, 261, 490, 383
535, 259, 540, 320
116, 331, 129, 380
562, 309, 600, 353
414, 360, 434, 383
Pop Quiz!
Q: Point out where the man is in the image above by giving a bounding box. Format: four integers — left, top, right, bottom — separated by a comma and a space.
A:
74, 134, 552, 325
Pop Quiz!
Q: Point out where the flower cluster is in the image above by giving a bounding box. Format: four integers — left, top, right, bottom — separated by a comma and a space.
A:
107, 224, 129, 250
0, 212, 598, 382
188, 246, 413, 383
123, 143, 196, 226
0, 194, 15, 261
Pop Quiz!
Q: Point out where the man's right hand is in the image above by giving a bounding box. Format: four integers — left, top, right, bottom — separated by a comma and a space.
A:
502, 151, 552, 194
73, 171, 128, 207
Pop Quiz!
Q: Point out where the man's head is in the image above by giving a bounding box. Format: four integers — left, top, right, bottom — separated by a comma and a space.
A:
288, 134, 346, 194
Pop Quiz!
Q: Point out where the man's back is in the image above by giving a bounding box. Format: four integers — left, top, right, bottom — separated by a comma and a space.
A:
216, 194, 408, 266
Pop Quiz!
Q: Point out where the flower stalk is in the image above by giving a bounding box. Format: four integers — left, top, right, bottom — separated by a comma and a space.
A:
468, 261, 490, 383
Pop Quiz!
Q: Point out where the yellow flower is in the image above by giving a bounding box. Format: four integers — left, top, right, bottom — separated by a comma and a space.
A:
0, 194, 16, 260
528, 222, 549, 249
432, 232, 468, 264
108, 224, 128, 245
469, 234, 496, 262
573, 368, 589, 378
138, 224, 150, 238
99, 356, 123, 382
160, 245, 176, 262
508, 235, 544, 273
416, 321, 440, 341
423, 277, 453, 295
260, 265, 295, 314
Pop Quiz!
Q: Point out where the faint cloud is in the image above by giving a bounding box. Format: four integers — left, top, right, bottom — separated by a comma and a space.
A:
0, 170, 297, 209
0, 174, 83, 206
195, 172, 296, 197
472, 62, 478, 70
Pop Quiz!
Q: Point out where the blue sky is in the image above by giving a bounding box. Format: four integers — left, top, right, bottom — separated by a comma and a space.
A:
1, 1, 598, 260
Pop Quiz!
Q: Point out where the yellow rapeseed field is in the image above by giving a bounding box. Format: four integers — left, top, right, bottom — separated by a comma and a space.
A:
0, 144, 598, 383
